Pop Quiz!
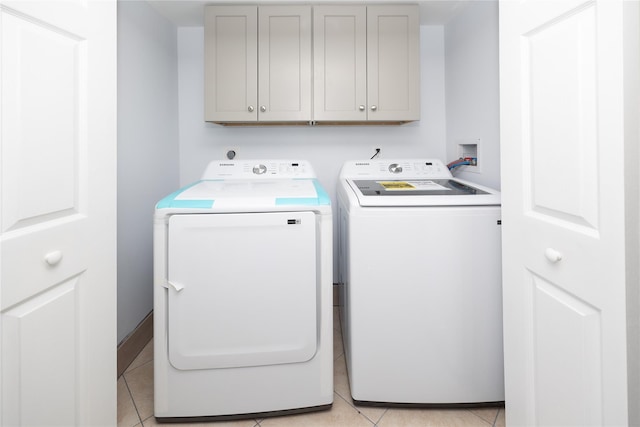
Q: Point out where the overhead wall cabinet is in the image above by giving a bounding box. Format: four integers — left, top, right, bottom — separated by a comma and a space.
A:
313, 5, 420, 123
204, 6, 312, 123
205, 4, 419, 125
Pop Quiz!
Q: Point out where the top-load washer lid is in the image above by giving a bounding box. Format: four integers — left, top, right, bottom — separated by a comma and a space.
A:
156, 160, 331, 210
340, 159, 501, 207
352, 179, 489, 196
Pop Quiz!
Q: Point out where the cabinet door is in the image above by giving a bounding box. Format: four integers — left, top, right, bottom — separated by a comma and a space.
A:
367, 5, 420, 121
258, 6, 312, 122
313, 6, 367, 121
204, 6, 258, 122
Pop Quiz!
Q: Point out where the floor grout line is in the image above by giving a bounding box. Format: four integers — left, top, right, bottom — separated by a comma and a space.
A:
467, 408, 496, 426
122, 375, 143, 427
333, 392, 377, 426
492, 408, 502, 427
140, 414, 155, 426
368, 406, 388, 426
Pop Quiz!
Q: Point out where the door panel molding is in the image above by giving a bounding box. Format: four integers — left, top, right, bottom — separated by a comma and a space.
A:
2, 277, 81, 426
529, 271, 603, 426
522, 3, 598, 232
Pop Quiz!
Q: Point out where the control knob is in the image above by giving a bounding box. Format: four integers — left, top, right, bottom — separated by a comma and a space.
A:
252, 164, 267, 175
388, 163, 403, 174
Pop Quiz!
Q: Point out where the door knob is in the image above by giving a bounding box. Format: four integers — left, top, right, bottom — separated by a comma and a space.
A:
370, 105, 378, 111
544, 248, 563, 263
260, 105, 266, 112
44, 250, 63, 266
248, 105, 254, 112
359, 105, 366, 111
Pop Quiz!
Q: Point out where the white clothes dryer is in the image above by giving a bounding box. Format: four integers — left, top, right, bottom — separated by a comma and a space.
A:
337, 159, 504, 405
154, 160, 333, 421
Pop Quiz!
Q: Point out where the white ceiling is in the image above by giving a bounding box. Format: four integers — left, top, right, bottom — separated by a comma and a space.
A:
146, 1, 472, 27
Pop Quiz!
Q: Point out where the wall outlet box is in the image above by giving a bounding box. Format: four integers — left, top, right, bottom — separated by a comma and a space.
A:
457, 139, 482, 174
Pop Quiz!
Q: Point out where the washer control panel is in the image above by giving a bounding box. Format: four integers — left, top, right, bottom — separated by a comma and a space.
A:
201, 160, 315, 179
340, 159, 452, 179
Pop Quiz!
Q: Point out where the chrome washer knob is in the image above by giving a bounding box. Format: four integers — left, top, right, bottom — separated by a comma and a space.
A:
388, 163, 403, 174
252, 164, 267, 175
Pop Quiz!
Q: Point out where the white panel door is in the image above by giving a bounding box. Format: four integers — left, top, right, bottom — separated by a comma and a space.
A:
500, 1, 635, 425
367, 5, 420, 122
313, 6, 367, 121
0, 1, 117, 426
204, 6, 258, 122
258, 6, 311, 122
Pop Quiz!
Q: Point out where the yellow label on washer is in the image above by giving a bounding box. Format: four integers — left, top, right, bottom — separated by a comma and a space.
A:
379, 181, 416, 190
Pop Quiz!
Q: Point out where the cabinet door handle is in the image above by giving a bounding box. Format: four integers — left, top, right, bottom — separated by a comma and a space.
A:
370, 105, 378, 111
248, 105, 254, 112
260, 105, 266, 112
359, 105, 366, 111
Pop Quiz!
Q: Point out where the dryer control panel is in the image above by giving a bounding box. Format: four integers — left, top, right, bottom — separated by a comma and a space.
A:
340, 159, 452, 180
202, 160, 316, 179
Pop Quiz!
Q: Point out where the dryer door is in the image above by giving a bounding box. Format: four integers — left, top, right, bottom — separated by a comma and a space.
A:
166, 211, 317, 370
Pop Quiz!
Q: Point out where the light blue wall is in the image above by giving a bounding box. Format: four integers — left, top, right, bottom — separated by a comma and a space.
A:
117, 0, 180, 343
445, 0, 500, 189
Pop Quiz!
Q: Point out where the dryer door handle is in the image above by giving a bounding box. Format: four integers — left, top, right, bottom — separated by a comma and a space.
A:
167, 281, 185, 292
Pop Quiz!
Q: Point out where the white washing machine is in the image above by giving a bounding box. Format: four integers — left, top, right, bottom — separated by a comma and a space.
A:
153, 160, 333, 421
337, 159, 504, 405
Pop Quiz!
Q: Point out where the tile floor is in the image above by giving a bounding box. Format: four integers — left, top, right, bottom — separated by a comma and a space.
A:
118, 308, 506, 427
